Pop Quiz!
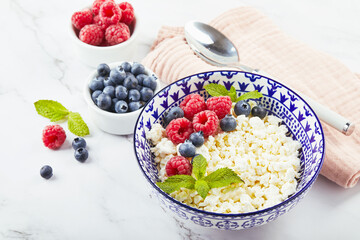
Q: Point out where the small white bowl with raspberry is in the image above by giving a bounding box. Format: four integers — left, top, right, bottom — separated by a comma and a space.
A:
83, 61, 161, 135
70, 0, 139, 67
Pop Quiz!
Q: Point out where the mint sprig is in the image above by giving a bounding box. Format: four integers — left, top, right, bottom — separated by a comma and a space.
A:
204, 83, 263, 102
34, 100, 90, 137
156, 154, 243, 199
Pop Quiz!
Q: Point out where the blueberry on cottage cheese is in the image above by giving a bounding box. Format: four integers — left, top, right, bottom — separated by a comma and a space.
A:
109, 66, 126, 85
234, 100, 251, 117
91, 90, 102, 103
164, 107, 184, 126
121, 61, 132, 72
123, 74, 138, 89
128, 89, 141, 102
251, 105, 267, 119
40, 165, 53, 179
74, 147, 88, 162
115, 100, 128, 113
89, 78, 104, 91
96, 93, 112, 110
220, 114, 237, 132
72, 137, 86, 150
97, 63, 110, 77
189, 131, 204, 147
115, 85, 128, 100
179, 140, 196, 157
128, 101, 143, 112
140, 87, 154, 102
142, 76, 157, 91
103, 86, 115, 98
131, 62, 146, 76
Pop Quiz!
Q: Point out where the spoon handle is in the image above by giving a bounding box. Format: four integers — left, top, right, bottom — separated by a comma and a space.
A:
255, 69, 355, 136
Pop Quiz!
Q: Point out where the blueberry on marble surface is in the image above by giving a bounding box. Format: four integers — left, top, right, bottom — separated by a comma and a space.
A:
74, 147, 88, 163
72, 137, 86, 150
40, 165, 53, 179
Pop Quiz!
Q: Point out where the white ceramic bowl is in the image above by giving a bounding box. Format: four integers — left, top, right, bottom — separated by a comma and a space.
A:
70, 13, 139, 67
83, 61, 160, 135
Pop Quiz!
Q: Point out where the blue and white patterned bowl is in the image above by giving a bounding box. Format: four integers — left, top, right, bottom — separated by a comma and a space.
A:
133, 71, 325, 230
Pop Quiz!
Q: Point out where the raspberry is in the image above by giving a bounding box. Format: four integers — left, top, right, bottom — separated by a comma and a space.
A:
92, 0, 108, 15
166, 118, 194, 145
71, 9, 93, 30
192, 110, 219, 137
99, 1, 122, 28
105, 23, 130, 45
42, 125, 66, 150
119, 2, 135, 25
79, 24, 104, 46
180, 94, 207, 120
206, 96, 232, 119
165, 156, 192, 177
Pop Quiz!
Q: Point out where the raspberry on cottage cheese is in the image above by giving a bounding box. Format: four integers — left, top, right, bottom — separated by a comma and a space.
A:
147, 113, 301, 214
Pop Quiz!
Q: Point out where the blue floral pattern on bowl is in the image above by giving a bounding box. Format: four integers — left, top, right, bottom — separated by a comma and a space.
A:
133, 71, 325, 230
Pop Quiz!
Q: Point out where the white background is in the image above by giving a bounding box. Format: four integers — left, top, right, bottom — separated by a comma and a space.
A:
0, 0, 359, 239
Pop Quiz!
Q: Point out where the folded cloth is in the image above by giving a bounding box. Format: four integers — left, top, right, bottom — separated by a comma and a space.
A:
142, 7, 360, 188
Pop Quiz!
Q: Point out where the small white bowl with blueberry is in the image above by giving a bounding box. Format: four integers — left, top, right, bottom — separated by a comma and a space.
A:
84, 61, 160, 135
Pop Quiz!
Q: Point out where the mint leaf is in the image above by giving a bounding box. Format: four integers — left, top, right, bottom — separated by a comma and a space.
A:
34, 100, 69, 122
204, 83, 229, 97
192, 154, 207, 180
195, 179, 210, 199
229, 86, 237, 102
156, 175, 196, 194
68, 112, 90, 136
236, 90, 263, 102
204, 167, 244, 188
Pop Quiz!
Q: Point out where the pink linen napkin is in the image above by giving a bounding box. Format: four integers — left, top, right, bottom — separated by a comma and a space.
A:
142, 7, 360, 188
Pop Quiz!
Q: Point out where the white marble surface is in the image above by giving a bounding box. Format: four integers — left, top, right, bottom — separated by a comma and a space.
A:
1, 0, 360, 239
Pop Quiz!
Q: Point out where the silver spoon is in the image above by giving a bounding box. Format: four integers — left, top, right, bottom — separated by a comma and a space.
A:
184, 21, 355, 136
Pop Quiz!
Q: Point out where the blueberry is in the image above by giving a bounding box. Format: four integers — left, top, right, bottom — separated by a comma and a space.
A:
140, 87, 154, 102
115, 100, 128, 113
142, 76, 157, 91
131, 62, 146, 76
115, 85, 128, 100
123, 74, 138, 89
111, 98, 119, 112
103, 86, 115, 98
96, 93, 112, 110
128, 89, 141, 102
40, 165, 53, 179
128, 101, 143, 112
189, 131, 204, 147
126, 72, 135, 77
103, 77, 115, 87
251, 105, 267, 119
72, 137, 86, 150
220, 114, 237, 132
164, 107, 184, 125
121, 62, 132, 72
74, 147, 88, 162
97, 63, 110, 77
109, 66, 126, 85
179, 141, 196, 157
89, 78, 104, 91
234, 100, 251, 117
136, 84, 143, 91
91, 90, 102, 103
136, 74, 147, 85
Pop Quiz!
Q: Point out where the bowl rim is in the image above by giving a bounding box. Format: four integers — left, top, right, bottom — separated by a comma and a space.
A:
83, 61, 160, 118
133, 70, 326, 217
69, 13, 139, 50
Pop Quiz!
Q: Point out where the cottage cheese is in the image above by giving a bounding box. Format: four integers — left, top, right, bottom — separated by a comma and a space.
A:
147, 114, 301, 214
